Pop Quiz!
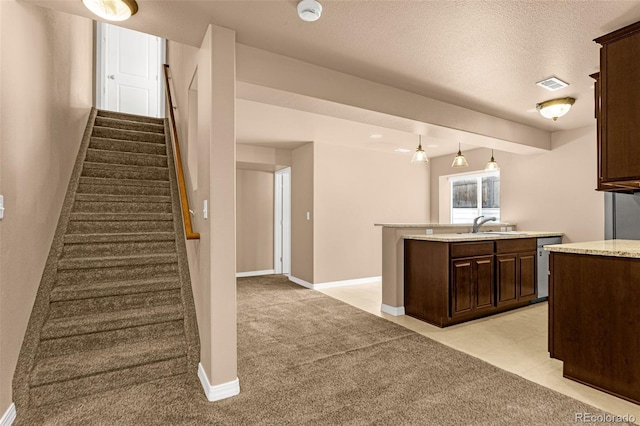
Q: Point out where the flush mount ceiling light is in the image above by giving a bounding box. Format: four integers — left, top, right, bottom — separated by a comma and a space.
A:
297, 0, 322, 22
485, 150, 499, 171
536, 97, 576, 121
82, 0, 138, 21
451, 143, 469, 168
411, 135, 429, 164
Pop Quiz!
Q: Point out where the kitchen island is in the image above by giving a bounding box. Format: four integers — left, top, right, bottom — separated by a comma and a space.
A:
546, 240, 640, 405
404, 232, 563, 327
375, 223, 516, 316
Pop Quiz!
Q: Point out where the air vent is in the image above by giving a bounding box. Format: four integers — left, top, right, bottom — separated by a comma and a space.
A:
536, 76, 569, 91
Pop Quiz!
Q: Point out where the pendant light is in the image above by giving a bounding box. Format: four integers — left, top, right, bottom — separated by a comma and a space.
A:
82, 0, 138, 21
451, 143, 469, 168
411, 135, 429, 163
485, 150, 499, 171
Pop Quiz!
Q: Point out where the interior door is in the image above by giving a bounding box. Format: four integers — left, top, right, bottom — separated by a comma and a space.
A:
104, 23, 162, 117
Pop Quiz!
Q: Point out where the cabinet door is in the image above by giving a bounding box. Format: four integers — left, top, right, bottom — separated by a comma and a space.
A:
600, 32, 640, 182
518, 252, 537, 301
451, 259, 473, 317
475, 256, 495, 311
496, 254, 518, 307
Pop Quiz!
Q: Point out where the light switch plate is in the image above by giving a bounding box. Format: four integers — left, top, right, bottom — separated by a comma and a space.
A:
203, 200, 208, 220
0, 195, 4, 220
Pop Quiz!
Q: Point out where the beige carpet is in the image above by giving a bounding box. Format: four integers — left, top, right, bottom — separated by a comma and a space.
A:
16, 275, 632, 425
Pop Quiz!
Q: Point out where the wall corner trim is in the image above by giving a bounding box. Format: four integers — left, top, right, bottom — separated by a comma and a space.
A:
198, 363, 240, 402
0, 403, 16, 426
236, 270, 276, 278
289, 275, 382, 290
381, 304, 405, 316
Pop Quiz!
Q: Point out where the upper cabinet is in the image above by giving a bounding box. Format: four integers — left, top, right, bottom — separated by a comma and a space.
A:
594, 21, 640, 192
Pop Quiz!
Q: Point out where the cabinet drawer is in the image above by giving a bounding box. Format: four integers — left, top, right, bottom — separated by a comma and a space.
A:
450, 241, 494, 258
495, 238, 536, 254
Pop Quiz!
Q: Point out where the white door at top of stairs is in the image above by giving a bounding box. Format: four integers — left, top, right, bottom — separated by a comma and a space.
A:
99, 23, 164, 118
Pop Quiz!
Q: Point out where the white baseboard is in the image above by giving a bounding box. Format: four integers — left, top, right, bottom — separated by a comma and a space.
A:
314, 276, 381, 290
236, 269, 275, 278
288, 275, 314, 289
0, 403, 15, 426
198, 363, 240, 402
381, 304, 405, 316
289, 275, 381, 290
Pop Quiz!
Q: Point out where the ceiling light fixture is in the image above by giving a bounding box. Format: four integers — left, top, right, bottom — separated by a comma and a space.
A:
485, 150, 499, 171
82, 0, 138, 21
451, 143, 469, 168
411, 135, 429, 164
297, 0, 322, 22
536, 97, 576, 121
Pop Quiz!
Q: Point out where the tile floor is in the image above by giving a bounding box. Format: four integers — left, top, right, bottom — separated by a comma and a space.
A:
319, 282, 640, 421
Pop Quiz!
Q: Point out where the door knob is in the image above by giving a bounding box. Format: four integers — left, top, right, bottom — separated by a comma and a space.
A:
108, 75, 115, 80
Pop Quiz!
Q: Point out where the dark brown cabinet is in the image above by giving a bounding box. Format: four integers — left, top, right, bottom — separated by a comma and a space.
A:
404, 238, 536, 327
451, 255, 494, 317
593, 21, 640, 192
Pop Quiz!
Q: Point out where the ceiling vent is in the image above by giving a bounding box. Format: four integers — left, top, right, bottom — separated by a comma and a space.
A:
536, 76, 569, 91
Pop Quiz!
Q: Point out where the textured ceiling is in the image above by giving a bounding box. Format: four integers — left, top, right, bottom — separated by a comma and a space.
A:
26, 0, 640, 135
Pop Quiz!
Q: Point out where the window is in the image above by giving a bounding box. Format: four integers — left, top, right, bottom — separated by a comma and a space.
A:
450, 171, 500, 224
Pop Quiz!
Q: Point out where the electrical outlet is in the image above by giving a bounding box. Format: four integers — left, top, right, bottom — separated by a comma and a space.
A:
426, 229, 433, 235
501, 227, 506, 231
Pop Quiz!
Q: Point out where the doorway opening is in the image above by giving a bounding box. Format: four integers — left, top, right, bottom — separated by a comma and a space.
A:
274, 167, 291, 275
96, 22, 166, 118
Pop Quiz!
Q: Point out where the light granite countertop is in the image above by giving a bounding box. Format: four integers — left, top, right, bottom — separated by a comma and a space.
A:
545, 239, 640, 259
375, 222, 516, 228
404, 231, 564, 242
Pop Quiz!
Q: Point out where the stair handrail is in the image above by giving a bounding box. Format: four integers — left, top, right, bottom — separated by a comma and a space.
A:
163, 64, 200, 240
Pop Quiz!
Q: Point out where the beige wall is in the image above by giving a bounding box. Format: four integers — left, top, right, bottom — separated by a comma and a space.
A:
430, 125, 603, 243
167, 25, 238, 388
313, 142, 430, 283
291, 144, 314, 283
236, 169, 274, 273
0, 0, 93, 413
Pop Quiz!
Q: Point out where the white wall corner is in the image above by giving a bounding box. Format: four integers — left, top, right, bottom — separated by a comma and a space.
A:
0, 403, 16, 426
381, 304, 405, 316
288, 275, 314, 289
198, 363, 240, 402
236, 269, 275, 278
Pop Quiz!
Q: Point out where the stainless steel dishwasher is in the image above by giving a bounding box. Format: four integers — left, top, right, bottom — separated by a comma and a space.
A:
534, 236, 562, 302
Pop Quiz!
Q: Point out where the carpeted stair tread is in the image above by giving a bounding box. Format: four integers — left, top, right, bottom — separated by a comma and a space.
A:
30, 335, 186, 387
79, 176, 170, 188
70, 212, 173, 222
85, 148, 168, 168
94, 116, 164, 134
40, 304, 184, 339
51, 277, 181, 301
30, 357, 187, 408
92, 126, 166, 144
97, 109, 164, 125
56, 263, 179, 286
73, 200, 172, 214
90, 137, 167, 156
63, 240, 176, 258
64, 232, 174, 244
82, 162, 169, 181
49, 288, 183, 320
66, 220, 174, 234
75, 193, 171, 204
58, 253, 178, 270
37, 320, 185, 359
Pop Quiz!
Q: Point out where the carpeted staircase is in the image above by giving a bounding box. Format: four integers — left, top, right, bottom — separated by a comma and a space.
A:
14, 109, 199, 410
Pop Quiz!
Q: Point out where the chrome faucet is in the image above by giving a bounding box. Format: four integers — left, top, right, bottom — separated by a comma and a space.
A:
472, 216, 497, 233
